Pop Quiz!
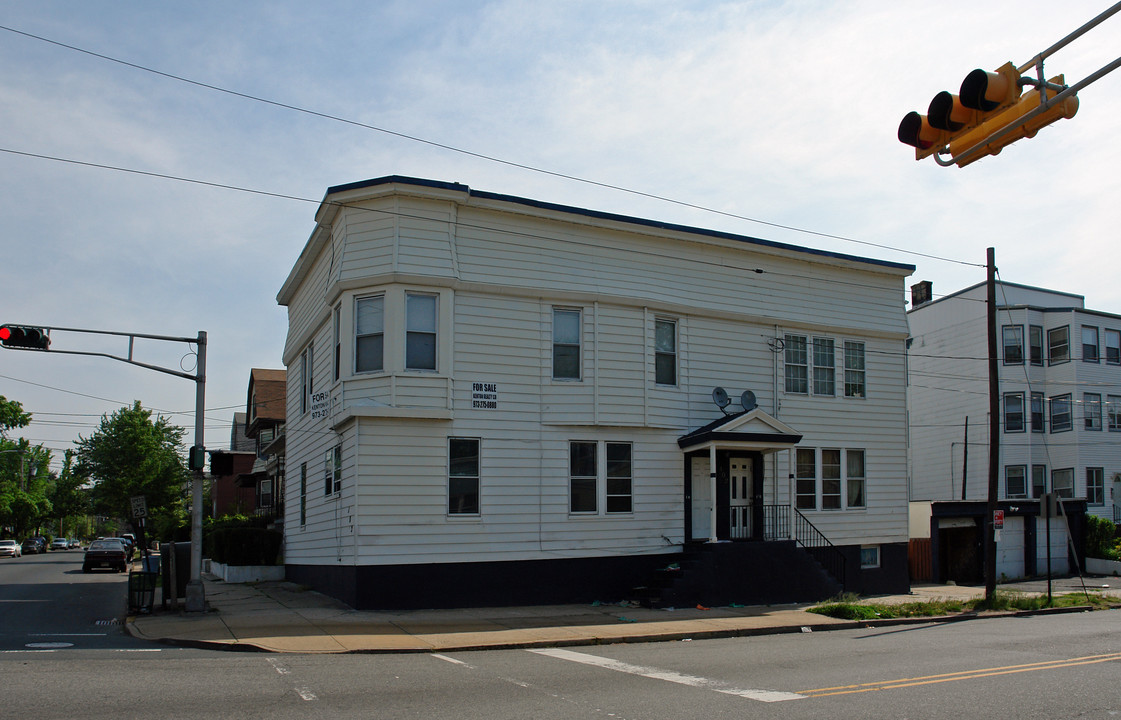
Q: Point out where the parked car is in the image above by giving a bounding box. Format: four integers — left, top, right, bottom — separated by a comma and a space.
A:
0, 539, 21, 558
68, 538, 81, 549
21, 538, 41, 555
82, 539, 129, 573
104, 537, 135, 561
50, 538, 69, 551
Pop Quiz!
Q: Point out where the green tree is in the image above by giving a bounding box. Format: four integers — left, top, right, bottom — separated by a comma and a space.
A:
74, 402, 189, 528
0, 396, 53, 538
49, 450, 91, 537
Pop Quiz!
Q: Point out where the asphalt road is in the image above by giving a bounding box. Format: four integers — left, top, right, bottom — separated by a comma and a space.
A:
3, 553, 1120, 719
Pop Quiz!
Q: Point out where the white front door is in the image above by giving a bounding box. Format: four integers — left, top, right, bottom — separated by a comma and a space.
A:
690, 456, 712, 541
729, 456, 753, 539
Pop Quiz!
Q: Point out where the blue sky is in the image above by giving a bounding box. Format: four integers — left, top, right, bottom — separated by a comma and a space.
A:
2, 1, 1119, 470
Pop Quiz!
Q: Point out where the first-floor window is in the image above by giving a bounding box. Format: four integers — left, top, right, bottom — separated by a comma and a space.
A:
569, 441, 597, 513
1087, 467, 1104, 505
299, 463, 307, 526
1032, 464, 1047, 498
569, 441, 632, 514
795, 448, 816, 510
1005, 465, 1027, 498
846, 449, 866, 508
1052, 468, 1074, 498
448, 438, 480, 515
325, 446, 341, 496
821, 449, 842, 510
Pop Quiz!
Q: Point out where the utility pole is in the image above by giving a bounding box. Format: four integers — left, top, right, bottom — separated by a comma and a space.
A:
985, 248, 1000, 602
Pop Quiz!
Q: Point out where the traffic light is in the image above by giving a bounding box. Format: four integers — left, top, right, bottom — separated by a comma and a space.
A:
0, 325, 51, 350
899, 62, 1074, 166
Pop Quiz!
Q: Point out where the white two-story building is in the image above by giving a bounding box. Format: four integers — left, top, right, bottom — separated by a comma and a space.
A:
277, 176, 914, 609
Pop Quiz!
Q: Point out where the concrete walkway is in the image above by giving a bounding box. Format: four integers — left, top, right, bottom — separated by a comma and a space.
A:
126, 574, 1121, 654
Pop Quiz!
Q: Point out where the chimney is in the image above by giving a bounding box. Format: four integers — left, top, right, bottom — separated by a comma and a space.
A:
911, 280, 932, 308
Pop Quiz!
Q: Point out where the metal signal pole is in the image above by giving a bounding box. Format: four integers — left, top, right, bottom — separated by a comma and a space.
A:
985, 248, 1000, 602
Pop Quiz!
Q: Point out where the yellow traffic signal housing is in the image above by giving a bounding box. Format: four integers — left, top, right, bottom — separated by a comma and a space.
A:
949, 75, 1078, 167
899, 62, 1026, 162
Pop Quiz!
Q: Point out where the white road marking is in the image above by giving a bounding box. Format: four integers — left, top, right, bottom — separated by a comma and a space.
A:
528, 648, 804, 703
295, 687, 317, 701
266, 658, 317, 701
433, 653, 473, 668
267, 658, 291, 675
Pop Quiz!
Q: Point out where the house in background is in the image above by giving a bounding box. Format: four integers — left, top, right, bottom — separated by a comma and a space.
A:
276, 175, 915, 610
240, 368, 287, 524
208, 412, 258, 517
907, 280, 1107, 584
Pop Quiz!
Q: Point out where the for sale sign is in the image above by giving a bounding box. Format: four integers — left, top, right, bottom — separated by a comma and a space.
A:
993, 509, 1004, 529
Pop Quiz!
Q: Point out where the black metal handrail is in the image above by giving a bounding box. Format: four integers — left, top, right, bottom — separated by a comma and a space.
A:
792, 507, 847, 590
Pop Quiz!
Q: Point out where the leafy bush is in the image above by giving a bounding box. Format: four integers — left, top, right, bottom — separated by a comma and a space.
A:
1085, 515, 1120, 560
204, 515, 281, 565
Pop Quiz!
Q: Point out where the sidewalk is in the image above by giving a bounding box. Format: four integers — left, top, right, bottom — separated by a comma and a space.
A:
126, 574, 1121, 654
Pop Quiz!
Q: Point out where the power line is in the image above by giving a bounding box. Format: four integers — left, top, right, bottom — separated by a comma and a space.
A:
0, 24, 981, 268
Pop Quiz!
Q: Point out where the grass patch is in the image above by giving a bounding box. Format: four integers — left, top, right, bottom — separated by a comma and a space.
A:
808, 590, 1116, 620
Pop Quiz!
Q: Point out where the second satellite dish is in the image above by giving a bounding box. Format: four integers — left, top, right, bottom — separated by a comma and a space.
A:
740, 390, 757, 411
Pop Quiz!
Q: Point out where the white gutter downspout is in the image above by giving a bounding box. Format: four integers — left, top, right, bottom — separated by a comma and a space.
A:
709, 444, 718, 543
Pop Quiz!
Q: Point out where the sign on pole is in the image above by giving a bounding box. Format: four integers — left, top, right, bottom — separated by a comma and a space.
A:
130, 495, 147, 519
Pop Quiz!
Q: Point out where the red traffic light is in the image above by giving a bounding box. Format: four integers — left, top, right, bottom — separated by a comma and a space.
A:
0, 324, 51, 350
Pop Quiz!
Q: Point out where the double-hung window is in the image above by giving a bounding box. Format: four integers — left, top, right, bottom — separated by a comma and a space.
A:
784, 335, 808, 394
553, 309, 582, 380
448, 438, 480, 515
568, 441, 632, 514
813, 337, 835, 396
1031, 392, 1045, 432
301, 344, 313, 414
654, 319, 677, 386
405, 293, 437, 371
1048, 326, 1070, 364
1108, 394, 1121, 432
1032, 465, 1047, 498
844, 341, 866, 398
355, 295, 385, 373
846, 449, 866, 508
821, 449, 842, 510
1082, 326, 1100, 363
1084, 393, 1102, 431
1050, 394, 1072, 433
299, 463, 307, 526
1106, 329, 1121, 365
1005, 465, 1027, 498
1029, 325, 1044, 365
1002, 325, 1024, 364
332, 306, 341, 382
795, 448, 816, 510
1003, 392, 1024, 433
1052, 468, 1074, 498
1087, 467, 1105, 505
325, 446, 341, 496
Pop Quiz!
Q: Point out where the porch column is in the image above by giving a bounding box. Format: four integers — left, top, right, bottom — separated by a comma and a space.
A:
709, 444, 718, 543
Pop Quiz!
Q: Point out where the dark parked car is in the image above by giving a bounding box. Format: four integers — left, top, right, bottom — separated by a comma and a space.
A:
82, 539, 129, 573
21, 538, 41, 555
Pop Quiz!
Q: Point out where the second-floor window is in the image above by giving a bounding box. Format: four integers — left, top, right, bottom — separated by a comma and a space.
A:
1050, 394, 1072, 433
1109, 394, 1121, 431
405, 292, 437, 371
301, 344, 313, 415
844, 341, 866, 398
553, 309, 582, 380
1003, 393, 1024, 433
1084, 393, 1102, 430
655, 319, 677, 386
1031, 392, 1045, 432
1005, 465, 1027, 498
1029, 325, 1044, 365
1107, 329, 1121, 365
355, 295, 384, 373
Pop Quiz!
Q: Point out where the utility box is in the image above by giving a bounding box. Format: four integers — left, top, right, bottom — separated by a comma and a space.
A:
160, 542, 192, 604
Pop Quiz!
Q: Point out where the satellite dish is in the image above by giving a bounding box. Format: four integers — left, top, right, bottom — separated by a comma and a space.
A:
712, 387, 731, 413
740, 390, 757, 411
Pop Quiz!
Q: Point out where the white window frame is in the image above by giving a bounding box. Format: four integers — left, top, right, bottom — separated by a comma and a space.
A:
813, 337, 835, 396
784, 334, 808, 394
553, 308, 582, 381
846, 449, 866, 509
1048, 326, 1070, 365
860, 545, 881, 569
1003, 392, 1024, 433
405, 292, 438, 371
1050, 394, 1072, 433
1052, 467, 1074, 498
1032, 464, 1048, 498
1082, 325, 1100, 363
355, 294, 385, 374
1087, 467, 1104, 505
1108, 394, 1121, 432
654, 318, 677, 387
1084, 393, 1102, 431
1106, 329, 1121, 365
448, 437, 480, 516
1005, 465, 1027, 499
324, 446, 341, 496
301, 344, 313, 415
795, 448, 816, 510
1029, 325, 1044, 365
1002, 325, 1024, 364
844, 340, 866, 399
568, 440, 632, 516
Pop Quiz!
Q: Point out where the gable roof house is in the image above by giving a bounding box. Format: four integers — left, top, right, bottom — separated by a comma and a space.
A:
907, 280, 1100, 585
276, 176, 915, 610
242, 368, 287, 522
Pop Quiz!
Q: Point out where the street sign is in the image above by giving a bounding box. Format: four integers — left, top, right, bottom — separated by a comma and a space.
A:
130, 495, 147, 519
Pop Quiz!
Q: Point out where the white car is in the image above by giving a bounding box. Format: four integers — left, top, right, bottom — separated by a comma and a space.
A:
50, 538, 70, 551
0, 539, 21, 558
